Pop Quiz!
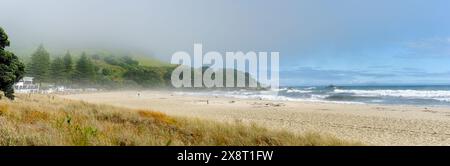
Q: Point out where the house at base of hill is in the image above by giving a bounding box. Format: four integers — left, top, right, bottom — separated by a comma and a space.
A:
14, 77, 39, 93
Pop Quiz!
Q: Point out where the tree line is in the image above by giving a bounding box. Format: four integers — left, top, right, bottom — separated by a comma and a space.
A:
26, 45, 262, 90
25, 45, 177, 89
26, 45, 96, 86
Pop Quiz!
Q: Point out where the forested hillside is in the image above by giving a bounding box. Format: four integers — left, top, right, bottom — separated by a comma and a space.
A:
23, 45, 176, 89
21, 45, 260, 90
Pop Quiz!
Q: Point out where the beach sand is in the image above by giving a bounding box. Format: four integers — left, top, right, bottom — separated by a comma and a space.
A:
60, 90, 450, 145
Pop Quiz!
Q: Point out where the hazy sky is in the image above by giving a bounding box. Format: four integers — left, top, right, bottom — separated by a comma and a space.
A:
1, 0, 450, 85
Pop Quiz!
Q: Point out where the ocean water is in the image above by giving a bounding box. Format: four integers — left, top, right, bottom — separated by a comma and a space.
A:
279, 85, 450, 106
178, 85, 450, 106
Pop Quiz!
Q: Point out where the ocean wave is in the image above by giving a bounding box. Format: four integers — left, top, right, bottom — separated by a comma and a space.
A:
286, 89, 313, 93
434, 98, 450, 102
304, 87, 316, 90
333, 89, 450, 101
173, 87, 450, 106
174, 90, 363, 104
223, 93, 363, 104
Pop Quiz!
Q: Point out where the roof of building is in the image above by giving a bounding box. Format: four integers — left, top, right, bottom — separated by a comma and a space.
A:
22, 77, 34, 82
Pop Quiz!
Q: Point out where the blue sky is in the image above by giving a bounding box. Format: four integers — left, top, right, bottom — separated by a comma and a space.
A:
1, 0, 450, 85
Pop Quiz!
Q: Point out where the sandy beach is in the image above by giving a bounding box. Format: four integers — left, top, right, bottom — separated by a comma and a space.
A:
60, 90, 450, 145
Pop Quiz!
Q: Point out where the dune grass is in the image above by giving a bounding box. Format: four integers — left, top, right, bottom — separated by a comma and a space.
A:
0, 94, 360, 146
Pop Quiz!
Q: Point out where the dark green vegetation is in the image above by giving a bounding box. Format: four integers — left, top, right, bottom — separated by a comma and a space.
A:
23, 45, 177, 89
27, 45, 50, 85
0, 27, 25, 100
22, 45, 260, 90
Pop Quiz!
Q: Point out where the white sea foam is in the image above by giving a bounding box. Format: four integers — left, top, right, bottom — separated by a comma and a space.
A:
334, 89, 450, 101
175, 90, 362, 104
434, 98, 450, 102
174, 86, 450, 106
286, 89, 312, 93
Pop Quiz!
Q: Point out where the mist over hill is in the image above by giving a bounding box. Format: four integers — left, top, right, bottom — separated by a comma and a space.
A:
15, 45, 259, 90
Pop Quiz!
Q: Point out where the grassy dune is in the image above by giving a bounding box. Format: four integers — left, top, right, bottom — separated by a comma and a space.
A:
0, 94, 359, 146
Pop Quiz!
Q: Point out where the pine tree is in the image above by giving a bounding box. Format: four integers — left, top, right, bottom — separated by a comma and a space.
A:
50, 57, 65, 85
0, 27, 25, 100
74, 52, 96, 85
28, 44, 50, 85
63, 51, 74, 84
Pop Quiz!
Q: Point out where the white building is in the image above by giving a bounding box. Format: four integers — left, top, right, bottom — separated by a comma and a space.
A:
14, 77, 39, 93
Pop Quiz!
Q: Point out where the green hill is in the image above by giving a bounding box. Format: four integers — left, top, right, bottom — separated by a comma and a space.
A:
17, 46, 261, 90
12, 47, 169, 67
